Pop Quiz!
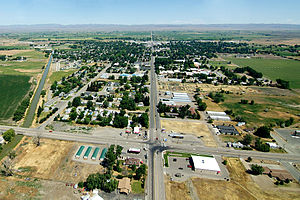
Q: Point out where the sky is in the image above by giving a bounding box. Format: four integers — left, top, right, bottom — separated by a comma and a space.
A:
0, 0, 299, 25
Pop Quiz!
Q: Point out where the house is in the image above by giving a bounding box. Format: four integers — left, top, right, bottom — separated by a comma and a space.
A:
125, 158, 140, 166
118, 177, 131, 195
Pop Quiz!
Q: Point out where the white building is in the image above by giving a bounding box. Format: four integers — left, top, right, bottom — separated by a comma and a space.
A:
191, 155, 221, 172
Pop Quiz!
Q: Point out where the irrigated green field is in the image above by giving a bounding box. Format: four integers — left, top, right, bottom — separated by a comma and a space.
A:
220, 91, 300, 126
0, 75, 32, 121
224, 57, 300, 89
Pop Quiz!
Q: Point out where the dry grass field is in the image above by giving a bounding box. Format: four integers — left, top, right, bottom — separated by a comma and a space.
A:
13, 137, 103, 183
161, 119, 217, 147
165, 176, 192, 200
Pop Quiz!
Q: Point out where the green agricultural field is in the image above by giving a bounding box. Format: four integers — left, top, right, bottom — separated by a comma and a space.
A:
0, 50, 47, 75
224, 57, 300, 89
49, 69, 77, 84
0, 75, 32, 121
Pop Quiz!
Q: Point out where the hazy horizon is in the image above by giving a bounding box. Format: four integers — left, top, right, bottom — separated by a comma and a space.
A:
0, 0, 299, 25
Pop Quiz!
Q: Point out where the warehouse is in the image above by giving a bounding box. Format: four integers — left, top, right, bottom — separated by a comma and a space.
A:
217, 125, 239, 135
206, 111, 231, 121
171, 92, 191, 103
209, 115, 231, 121
206, 111, 227, 116
191, 155, 221, 172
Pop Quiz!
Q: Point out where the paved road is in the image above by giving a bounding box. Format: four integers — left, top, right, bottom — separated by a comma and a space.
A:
281, 161, 300, 183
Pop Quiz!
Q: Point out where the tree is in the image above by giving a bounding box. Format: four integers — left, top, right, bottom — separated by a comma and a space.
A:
276, 79, 290, 89
3, 129, 16, 142
87, 100, 93, 110
198, 102, 207, 111
242, 134, 253, 145
70, 111, 78, 121
254, 126, 271, 138
78, 181, 84, 188
251, 164, 264, 175
246, 157, 252, 162
139, 113, 149, 128
72, 97, 81, 107
135, 164, 147, 180
37, 106, 43, 118
103, 100, 109, 108
113, 113, 128, 128
41, 90, 46, 98
250, 100, 255, 105
240, 99, 248, 104
255, 138, 270, 152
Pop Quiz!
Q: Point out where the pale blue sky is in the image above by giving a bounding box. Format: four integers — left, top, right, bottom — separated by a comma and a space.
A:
0, 0, 299, 25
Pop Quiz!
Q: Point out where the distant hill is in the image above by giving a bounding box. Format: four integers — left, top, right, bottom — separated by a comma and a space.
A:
0, 24, 300, 33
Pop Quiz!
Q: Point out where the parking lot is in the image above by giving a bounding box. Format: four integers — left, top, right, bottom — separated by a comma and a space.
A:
164, 154, 230, 182
274, 129, 300, 154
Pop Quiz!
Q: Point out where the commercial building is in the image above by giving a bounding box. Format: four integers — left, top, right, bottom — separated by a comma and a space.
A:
191, 156, 221, 172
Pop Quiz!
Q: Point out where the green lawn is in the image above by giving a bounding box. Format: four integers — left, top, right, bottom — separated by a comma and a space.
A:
0, 135, 24, 161
131, 180, 144, 194
224, 57, 300, 89
0, 75, 32, 121
49, 69, 77, 84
